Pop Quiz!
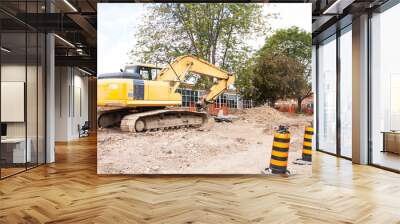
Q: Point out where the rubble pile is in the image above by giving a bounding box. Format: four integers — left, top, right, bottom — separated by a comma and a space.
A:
98, 105, 313, 175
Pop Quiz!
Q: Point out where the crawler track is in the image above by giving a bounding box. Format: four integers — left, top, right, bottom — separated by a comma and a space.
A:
120, 110, 208, 132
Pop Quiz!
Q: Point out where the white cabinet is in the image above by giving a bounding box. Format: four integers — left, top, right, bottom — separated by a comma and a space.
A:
1, 138, 32, 163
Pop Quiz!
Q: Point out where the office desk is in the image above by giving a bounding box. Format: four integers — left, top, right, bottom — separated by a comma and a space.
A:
1, 138, 31, 164
382, 131, 400, 154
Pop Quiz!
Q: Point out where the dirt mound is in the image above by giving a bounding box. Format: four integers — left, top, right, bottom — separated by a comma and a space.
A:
235, 105, 312, 126
237, 105, 289, 124
233, 105, 313, 144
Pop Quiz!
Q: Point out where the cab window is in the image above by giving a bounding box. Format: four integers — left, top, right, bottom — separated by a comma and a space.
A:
125, 67, 135, 73
140, 69, 151, 80
151, 68, 161, 80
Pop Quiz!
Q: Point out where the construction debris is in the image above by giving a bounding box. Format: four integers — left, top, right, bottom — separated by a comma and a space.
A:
98, 105, 313, 175
214, 115, 239, 123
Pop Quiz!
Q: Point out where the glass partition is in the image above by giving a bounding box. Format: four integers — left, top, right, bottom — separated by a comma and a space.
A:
1, 31, 28, 177
0, 1, 46, 179
370, 3, 400, 171
339, 26, 352, 158
317, 35, 337, 154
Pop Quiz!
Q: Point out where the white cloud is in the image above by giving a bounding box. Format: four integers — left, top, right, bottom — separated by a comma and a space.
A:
249, 3, 311, 50
98, 3, 146, 74
264, 3, 311, 33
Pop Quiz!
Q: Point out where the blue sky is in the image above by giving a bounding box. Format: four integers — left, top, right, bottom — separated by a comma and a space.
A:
98, 3, 311, 74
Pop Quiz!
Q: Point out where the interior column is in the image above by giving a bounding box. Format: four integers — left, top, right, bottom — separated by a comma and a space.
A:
352, 14, 369, 164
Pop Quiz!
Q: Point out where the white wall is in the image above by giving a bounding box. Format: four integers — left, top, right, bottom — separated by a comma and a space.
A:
1, 65, 26, 137
55, 66, 89, 141
1, 65, 40, 138
55, 66, 69, 141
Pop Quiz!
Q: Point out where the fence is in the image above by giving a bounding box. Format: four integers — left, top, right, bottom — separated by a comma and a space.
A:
240, 100, 254, 109
176, 88, 253, 114
275, 103, 314, 115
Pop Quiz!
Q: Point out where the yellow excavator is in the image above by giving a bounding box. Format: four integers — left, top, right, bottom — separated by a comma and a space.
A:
97, 55, 235, 132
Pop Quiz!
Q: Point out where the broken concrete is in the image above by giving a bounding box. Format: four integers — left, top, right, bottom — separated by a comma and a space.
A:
97, 105, 313, 175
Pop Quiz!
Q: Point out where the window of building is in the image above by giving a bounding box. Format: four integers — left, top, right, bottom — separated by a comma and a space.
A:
370, 3, 400, 171
339, 26, 352, 158
317, 35, 337, 154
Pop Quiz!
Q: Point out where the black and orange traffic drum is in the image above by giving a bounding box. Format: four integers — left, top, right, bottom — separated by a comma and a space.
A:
269, 126, 290, 174
301, 126, 314, 162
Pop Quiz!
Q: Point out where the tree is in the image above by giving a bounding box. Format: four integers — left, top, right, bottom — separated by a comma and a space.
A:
234, 56, 257, 100
251, 52, 305, 105
129, 3, 272, 89
257, 27, 312, 111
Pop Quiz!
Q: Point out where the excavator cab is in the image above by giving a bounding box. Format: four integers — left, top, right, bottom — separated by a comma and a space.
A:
98, 63, 182, 109
124, 64, 162, 81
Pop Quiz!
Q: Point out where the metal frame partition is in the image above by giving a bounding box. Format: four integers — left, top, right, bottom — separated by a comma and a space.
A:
366, 0, 400, 173
336, 27, 341, 158
338, 24, 353, 160
315, 0, 400, 173
315, 17, 353, 161
367, 10, 373, 166
0, 1, 48, 180
315, 44, 319, 152
315, 32, 339, 157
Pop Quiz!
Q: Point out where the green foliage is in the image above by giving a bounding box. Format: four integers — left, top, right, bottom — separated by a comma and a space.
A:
130, 5, 311, 109
129, 3, 272, 89
252, 53, 306, 105
259, 27, 312, 68
235, 56, 257, 100
236, 26, 312, 107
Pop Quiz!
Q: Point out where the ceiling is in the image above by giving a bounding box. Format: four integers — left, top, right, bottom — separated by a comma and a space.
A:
311, 0, 390, 43
0, 0, 393, 73
1, 0, 98, 74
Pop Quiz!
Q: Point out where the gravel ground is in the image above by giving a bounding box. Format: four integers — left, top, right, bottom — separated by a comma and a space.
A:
97, 106, 313, 175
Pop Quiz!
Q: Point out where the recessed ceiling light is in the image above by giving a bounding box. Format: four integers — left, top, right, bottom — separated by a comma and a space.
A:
323, 0, 355, 15
1, 47, 11, 53
63, 0, 78, 12
54, 34, 75, 48
78, 67, 92, 76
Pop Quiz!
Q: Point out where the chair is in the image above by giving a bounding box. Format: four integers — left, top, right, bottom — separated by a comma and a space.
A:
79, 121, 90, 138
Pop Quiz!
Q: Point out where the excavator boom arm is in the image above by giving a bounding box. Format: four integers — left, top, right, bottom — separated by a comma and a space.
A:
156, 55, 235, 103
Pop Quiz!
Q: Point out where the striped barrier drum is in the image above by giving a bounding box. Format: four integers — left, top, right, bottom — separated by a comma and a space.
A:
269, 126, 290, 174
302, 126, 314, 162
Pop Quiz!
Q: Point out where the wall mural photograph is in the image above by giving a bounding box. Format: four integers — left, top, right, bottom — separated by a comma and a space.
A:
97, 3, 313, 175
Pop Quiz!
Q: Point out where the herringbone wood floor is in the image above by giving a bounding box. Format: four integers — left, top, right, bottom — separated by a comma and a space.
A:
1, 134, 400, 223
